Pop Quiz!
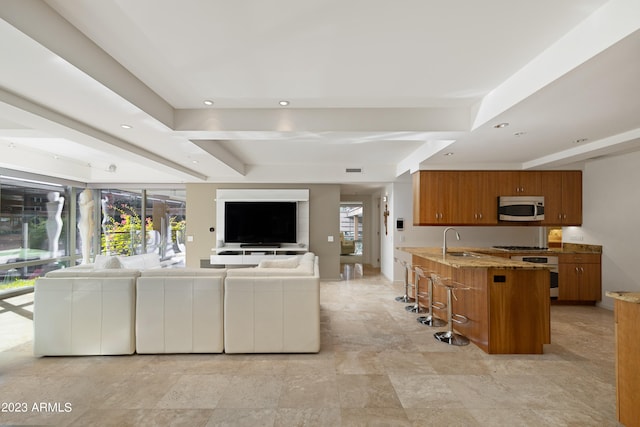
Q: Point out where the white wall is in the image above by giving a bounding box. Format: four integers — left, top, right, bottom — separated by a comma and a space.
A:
563, 151, 640, 310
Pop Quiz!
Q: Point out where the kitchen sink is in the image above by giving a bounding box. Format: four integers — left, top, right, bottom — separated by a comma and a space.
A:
446, 251, 480, 258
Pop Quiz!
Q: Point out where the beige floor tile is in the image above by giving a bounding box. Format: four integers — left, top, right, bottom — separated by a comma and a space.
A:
337, 374, 403, 408
0, 264, 619, 426
278, 374, 340, 408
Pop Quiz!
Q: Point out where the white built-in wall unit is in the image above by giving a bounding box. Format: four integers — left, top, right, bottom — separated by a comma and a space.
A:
211, 189, 310, 266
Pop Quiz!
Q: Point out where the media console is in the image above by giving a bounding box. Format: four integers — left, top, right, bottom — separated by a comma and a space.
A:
210, 246, 308, 266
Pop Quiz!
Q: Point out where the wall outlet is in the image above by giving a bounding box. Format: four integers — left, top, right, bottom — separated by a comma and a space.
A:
327, 235, 334, 242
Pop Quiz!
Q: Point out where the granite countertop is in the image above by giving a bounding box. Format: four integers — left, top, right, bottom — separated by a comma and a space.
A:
606, 291, 640, 304
473, 243, 602, 256
398, 247, 551, 269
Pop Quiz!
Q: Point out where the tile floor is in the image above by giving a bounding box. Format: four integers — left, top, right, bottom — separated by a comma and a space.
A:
0, 266, 620, 426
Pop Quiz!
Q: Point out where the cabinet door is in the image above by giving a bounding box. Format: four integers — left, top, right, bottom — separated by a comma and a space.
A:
496, 171, 541, 196
540, 171, 563, 225
412, 171, 457, 225
558, 254, 601, 302
578, 263, 601, 301
558, 263, 580, 300
541, 171, 582, 225
458, 171, 498, 224
561, 171, 582, 225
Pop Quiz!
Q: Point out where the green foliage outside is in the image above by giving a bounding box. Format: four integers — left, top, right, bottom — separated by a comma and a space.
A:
100, 204, 185, 256
0, 278, 36, 291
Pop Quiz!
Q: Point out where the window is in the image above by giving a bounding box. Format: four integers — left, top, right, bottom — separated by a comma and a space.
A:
0, 179, 70, 291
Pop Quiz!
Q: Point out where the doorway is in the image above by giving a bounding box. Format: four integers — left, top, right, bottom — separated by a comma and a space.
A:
339, 202, 363, 264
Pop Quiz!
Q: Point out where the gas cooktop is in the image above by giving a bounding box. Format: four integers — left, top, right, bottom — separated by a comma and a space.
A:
492, 246, 549, 251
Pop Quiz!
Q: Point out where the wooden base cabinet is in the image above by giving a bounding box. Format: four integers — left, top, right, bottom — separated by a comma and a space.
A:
558, 253, 601, 302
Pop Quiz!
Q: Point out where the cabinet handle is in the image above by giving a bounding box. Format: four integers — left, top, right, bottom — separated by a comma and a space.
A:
580, 267, 584, 273
575, 267, 579, 274
558, 214, 562, 220
478, 213, 482, 219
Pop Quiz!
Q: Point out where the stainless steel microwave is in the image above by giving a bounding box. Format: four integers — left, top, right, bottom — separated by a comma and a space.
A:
498, 196, 545, 221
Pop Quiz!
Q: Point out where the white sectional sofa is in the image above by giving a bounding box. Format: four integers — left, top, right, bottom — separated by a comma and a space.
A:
33, 268, 139, 356
136, 268, 225, 354
33, 252, 320, 355
223, 253, 320, 353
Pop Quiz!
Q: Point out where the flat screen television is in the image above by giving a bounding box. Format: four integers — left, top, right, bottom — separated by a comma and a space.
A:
224, 201, 297, 245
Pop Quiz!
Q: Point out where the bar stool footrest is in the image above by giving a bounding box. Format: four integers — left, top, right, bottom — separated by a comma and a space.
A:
452, 313, 469, 324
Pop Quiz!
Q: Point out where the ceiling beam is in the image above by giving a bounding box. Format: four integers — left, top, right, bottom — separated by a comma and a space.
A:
471, 0, 640, 131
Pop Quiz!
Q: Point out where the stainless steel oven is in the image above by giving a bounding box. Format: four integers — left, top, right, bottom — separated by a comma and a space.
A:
511, 255, 559, 298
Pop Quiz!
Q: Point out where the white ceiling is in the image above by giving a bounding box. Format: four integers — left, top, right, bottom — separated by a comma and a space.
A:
0, 0, 639, 193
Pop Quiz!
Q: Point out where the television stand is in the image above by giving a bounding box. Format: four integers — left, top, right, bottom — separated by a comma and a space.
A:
240, 243, 281, 248
210, 245, 308, 266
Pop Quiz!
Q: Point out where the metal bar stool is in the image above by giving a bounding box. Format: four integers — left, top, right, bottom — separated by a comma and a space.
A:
415, 268, 447, 327
405, 265, 426, 314
431, 274, 470, 346
394, 258, 415, 303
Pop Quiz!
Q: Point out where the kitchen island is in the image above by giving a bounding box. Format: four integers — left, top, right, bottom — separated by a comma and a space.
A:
399, 247, 551, 354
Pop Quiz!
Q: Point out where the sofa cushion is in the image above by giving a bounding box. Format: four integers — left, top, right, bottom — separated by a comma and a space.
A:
94, 255, 122, 269
45, 268, 141, 278
118, 253, 161, 269
140, 267, 227, 277
226, 267, 312, 277
258, 256, 299, 269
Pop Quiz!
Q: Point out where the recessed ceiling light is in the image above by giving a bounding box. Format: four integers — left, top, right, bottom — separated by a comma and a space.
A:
494, 122, 509, 128
203, 100, 214, 106
444, 152, 454, 156
573, 138, 588, 144
192, 160, 199, 164
279, 100, 290, 106
120, 124, 132, 129
514, 131, 527, 137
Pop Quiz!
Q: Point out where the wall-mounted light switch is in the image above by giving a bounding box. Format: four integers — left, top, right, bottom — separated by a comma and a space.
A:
328, 235, 334, 242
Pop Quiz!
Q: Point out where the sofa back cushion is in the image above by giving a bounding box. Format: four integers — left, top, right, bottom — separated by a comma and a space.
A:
257, 256, 299, 268
226, 254, 317, 277
45, 268, 141, 278
118, 253, 161, 269
94, 255, 123, 269
140, 267, 227, 277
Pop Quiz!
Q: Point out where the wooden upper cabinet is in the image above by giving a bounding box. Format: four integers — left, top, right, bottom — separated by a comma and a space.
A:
413, 170, 581, 226
413, 171, 458, 225
497, 171, 542, 196
457, 171, 498, 224
540, 171, 582, 225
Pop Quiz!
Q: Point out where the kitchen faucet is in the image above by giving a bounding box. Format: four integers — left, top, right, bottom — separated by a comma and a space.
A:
443, 227, 461, 257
